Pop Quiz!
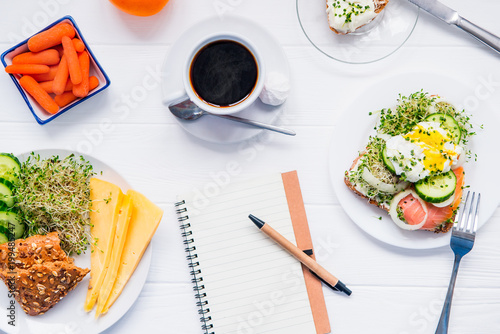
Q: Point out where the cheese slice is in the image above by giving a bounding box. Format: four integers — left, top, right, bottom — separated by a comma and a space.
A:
95, 193, 133, 317
101, 189, 163, 313
84, 178, 124, 312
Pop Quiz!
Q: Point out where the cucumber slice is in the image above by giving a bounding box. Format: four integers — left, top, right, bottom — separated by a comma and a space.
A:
425, 113, 461, 144
0, 211, 25, 239
0, 232, 8, 245
415, 170, 457, 203
0, 153, 21, 185
0, 178, 14, 207
381, 145, 396, 174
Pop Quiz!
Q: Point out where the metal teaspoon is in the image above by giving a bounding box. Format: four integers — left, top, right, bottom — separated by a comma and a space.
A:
168, 99, 296, 136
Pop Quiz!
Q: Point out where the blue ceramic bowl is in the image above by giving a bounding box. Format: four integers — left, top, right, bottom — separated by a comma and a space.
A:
0, 16, 110, 125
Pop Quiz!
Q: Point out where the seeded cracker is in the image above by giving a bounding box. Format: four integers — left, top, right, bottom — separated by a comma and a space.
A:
0, 233, 89, 316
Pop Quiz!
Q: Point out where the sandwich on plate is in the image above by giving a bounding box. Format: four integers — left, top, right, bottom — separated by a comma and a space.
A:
344, 91, 474, 233
326, 0, 389, 34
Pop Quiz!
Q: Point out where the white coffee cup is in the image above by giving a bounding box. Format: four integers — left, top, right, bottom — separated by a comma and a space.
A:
164, 33, 265, 115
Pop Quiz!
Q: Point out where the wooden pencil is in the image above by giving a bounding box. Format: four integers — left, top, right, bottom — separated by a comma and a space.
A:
249, 214, 351, 296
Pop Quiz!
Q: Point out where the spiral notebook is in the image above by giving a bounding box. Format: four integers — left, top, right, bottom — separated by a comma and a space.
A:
175, 171, 330, 334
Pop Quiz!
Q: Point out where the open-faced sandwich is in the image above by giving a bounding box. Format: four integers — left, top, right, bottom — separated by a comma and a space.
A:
326, 0, 389, 34
345, 91, 474, 233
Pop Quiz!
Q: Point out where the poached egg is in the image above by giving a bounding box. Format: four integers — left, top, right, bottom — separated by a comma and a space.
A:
384, 122, 464, 182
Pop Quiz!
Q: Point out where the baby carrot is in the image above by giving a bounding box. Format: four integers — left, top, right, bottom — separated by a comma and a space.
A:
5, 64, 49, 74
88, 75, 99, 90
28, 22, 75, 52
55, 40, 85, 56
39, 80, 73, 94
19, 75, 59, 114
62, 36, 82, 85
12, 49, 60, 65
72, 38, 85, 52
38, 81, 53, 93
54, 91, 75, 108
30, 64, 59, 81
73, 52, 89, 97
52, 55, 69, 95
54, 76, 99, 107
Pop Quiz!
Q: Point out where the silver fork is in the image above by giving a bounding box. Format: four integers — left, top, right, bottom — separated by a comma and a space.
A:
435, 191, 481, 334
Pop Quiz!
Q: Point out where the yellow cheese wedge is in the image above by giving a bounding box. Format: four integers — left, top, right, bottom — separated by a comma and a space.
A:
101, 189, 163, 314
84, 178, 124, 312
95, 193, 133, 317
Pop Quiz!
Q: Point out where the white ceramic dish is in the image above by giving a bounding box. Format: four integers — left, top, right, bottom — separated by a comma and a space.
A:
330, 72, 500, 249
0, 16, 111, 125
0, 149, 152, 334
162, 16, 290, 144
296, 0, 419, 64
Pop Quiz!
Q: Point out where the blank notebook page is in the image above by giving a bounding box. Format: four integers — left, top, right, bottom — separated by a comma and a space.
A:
178, 173, 317, 334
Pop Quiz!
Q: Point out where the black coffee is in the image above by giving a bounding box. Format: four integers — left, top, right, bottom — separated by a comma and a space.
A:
190, 40, 258, 107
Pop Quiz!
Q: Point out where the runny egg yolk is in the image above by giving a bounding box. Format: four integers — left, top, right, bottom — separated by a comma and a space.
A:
404, 124, 456, 172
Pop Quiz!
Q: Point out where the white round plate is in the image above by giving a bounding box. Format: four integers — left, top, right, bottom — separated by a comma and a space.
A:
330, 73, 500, 249
297, 0, 419, 64
162, 16, 290, 144
0, 149, 152, 334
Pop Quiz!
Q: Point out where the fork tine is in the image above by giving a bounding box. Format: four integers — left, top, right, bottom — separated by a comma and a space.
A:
465, 192, 476, 232
471, 193, 480, 234
454, 191, 470, 231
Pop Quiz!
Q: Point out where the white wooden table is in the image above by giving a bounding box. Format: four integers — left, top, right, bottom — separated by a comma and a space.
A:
1, 0, 499, 333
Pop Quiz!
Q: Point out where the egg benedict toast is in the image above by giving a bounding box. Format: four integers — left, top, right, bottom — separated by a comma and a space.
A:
326, 0, 389, 34
344, 91, 473, 233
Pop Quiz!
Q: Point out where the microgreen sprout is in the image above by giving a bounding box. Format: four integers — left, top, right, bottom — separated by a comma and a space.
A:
14, 153, 95, 255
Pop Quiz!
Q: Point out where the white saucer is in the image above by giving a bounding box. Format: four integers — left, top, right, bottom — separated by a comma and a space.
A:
161, 16, 290, 144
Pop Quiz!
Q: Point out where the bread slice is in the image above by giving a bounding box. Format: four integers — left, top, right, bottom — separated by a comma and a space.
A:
0, 232, 70, 271
1, 261, 89, 316
0, 233, 90, 316
344, 155, 454, 233
327, 0, 389, 35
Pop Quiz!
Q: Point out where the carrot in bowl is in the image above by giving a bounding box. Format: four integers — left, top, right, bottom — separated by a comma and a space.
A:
72, 38, 86, 52
52, 55, 69, 95
19, 75, 59, 114
39, 80, 73, 94
55, 75, 99, 107
54, 40, 84, 56
62, 36, 82, 85
5, 64, 49, 75
73, 52, 89, 97
30, 64, 59, 82
28, 22, 75, 52
12, 49, 60, 66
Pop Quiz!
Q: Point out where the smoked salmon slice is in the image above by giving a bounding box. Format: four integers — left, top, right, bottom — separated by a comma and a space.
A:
398, 167, 464, 231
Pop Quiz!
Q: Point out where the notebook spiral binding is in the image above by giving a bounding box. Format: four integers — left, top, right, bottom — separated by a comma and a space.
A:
176, 200, 215, 334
